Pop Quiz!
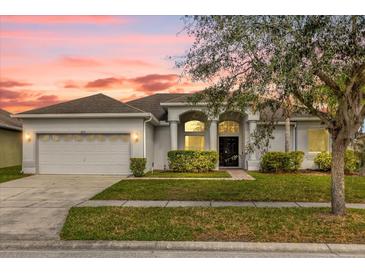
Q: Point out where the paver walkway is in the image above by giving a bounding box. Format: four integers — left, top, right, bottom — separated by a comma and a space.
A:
76, 200, 365, 209
223, 169, 255, 180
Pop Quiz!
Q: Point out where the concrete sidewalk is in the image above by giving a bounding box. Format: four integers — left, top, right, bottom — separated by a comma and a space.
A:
76, 200, 365, 209
0, 240, 364, 257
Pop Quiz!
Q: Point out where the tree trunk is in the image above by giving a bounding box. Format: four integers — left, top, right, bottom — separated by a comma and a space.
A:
285, 117, 291, 152
331, 137, 346, 215
359, 164, 365, 176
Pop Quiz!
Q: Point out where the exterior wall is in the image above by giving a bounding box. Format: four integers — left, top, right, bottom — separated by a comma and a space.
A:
0, 128, 22, 168
267, 125, 296, 151
21, 118, 144, 174
153, 125, 170, 170
145, 123, 154, 171
246, 120, 328, 171
296, 121, 330, 169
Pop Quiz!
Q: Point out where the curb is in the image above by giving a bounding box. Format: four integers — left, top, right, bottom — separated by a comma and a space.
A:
1, 240, 365, 254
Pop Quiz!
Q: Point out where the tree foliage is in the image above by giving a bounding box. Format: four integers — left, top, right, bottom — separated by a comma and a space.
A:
178, 16, 365, 215
178, 16, 365, 141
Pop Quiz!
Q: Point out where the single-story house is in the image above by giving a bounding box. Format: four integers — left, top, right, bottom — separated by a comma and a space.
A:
14, 93, 329, 175
0, 109, 22, 168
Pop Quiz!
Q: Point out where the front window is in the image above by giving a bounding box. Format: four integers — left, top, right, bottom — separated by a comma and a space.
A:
184, 120, 205, 150
185, 136, 205, 151
184, 120, 205, 132
219, 121, 239, 134
308, 129, 329, 152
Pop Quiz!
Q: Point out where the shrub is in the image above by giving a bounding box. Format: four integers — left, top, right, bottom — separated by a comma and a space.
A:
314, 151, 332, 171
345, 150, 359, 174
314, 150, 359, 174
260, 151, 304, 173
130, 158, 147, 177
168, 150, 218, 172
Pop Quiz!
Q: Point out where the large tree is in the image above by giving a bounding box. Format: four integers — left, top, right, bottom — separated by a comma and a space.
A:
178, 16, 365, 215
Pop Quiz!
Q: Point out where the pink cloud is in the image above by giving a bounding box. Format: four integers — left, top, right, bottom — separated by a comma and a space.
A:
0, 89, 61, 113
57, 56, 102, 67
114, 59, 154, 67
63, 80, 80, 89
0, 29, 192, 46
0, 79, 31, 88
84, 74, 179, 92
85, 77, 123, 88
0, 16, 130, 25
131, 74, 179, 92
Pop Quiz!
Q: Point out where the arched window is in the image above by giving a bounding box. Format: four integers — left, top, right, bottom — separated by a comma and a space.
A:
184, 120, 205, 150
219, 121, 239, 134
184, 120, 205, 132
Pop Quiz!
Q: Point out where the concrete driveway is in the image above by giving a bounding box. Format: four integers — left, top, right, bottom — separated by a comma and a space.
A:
0, 175, 123, 240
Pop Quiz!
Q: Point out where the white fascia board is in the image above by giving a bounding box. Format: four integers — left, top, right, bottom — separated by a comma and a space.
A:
160, 102, 207, 107
13, 112, 158, 120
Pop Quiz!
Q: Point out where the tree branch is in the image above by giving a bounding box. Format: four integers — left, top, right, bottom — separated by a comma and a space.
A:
314, 70, 342, 97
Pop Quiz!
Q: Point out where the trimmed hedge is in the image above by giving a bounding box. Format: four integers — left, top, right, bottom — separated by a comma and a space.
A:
260, 151, 305, 173
168, 150, 218, 172
130, 158, 147, 177
314, 150, 359, 174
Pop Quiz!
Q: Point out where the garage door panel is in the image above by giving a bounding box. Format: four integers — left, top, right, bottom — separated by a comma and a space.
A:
38, 134, 130, 174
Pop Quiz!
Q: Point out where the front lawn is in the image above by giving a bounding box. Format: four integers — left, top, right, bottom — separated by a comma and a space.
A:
61, 207, 365, 243
92, 172, 365, 202
0, 165, 28, 184
144, 170, 231, 178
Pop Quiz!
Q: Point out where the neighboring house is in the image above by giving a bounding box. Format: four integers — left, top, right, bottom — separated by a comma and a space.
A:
0, 109, 22, 168
14, 93, 329, 175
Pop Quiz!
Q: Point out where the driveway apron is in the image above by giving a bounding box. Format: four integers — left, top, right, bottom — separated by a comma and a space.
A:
0, 175, 122, 240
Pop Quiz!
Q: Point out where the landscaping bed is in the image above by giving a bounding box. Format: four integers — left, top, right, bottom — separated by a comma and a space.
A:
92, 173, 365, 202
143, 170, 231, 178
61, 207, 365, 243
0, 165, 28, 184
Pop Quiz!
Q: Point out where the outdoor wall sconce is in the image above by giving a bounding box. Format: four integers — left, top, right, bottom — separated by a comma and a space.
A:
25, 133, 31, 142
133, 133, 139, 143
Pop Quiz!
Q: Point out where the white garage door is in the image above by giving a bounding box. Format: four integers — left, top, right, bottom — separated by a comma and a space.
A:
38, 134, 130, 174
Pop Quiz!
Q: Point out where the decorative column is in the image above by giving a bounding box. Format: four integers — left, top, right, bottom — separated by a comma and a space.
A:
209, 120, 218, 151
248, 120, 257, 161
170, 120, 178, 150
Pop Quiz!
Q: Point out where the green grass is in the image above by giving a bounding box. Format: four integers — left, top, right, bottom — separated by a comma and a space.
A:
92, 172, 365, 203
144, 170, 231, 178
61, 207, 365, 243
0, 165, 28, 184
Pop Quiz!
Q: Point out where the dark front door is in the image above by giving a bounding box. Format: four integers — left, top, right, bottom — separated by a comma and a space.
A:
219, 137, 239, 167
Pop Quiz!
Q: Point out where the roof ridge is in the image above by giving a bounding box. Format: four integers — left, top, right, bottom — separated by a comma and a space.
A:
123, 102, 146, 113
163, 93, 190, 103
18, 93, 105, 114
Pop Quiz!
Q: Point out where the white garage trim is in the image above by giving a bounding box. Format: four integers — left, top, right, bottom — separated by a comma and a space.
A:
36, 133, 131, 175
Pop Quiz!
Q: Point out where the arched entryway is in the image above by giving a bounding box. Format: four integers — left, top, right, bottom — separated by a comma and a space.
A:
218, 111, 245, 167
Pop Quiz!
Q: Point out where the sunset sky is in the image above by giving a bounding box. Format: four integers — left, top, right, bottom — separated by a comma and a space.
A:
0, 16, 206, 113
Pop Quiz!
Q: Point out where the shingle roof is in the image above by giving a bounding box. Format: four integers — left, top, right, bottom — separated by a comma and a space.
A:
0, 109, 22, 131
19, 93, 145, 115
127, 93, 187, 121
162, 94, 191, 103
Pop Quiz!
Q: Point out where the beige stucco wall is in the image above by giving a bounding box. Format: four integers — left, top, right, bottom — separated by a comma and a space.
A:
0, 128, 22, 168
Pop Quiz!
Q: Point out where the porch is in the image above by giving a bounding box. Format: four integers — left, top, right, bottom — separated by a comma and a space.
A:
165, 106, 260, 170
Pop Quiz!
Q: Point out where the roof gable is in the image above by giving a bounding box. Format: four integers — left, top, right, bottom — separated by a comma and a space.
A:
19, 93, 145, 115
127, 93, 186, 121
0, 109, 22, 130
